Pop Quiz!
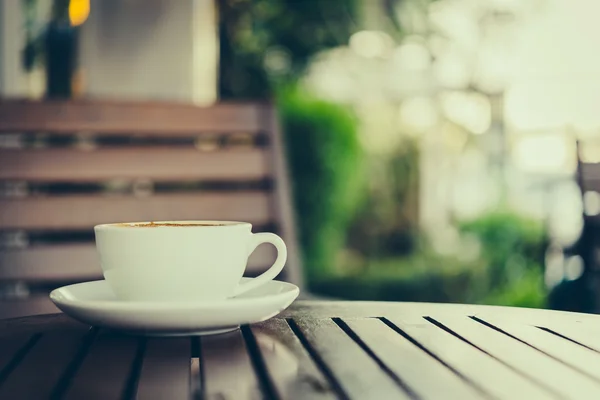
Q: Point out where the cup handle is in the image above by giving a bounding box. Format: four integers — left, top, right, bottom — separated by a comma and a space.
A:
233, 232, 287, 297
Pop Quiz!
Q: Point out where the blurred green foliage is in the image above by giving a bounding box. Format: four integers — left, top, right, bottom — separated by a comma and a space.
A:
277, 86, 364, 280
216, 0, 363, 280
313, 211, 547, 308
218, 0, 358, 99
458, 211, 548, 308
458, 212, 547, 287
347, 140, 420, 259
311, 251, 487, 303
215, 0, 549, 309
482, 269, 546, 308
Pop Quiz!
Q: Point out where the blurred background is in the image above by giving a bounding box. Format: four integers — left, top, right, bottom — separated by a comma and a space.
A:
2, 0, 600, 312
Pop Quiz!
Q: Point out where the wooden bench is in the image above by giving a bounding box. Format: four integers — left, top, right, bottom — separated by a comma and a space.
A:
0, 99, 302, 317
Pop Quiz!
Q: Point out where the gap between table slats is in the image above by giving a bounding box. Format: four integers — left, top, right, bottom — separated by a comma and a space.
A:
60, 331, 141, 400
472, 316, 600, 383
251, 319, 338, 400
4, 315, 587, 400
286, 319, 350, 400
288, 317, 414, 400
241, 326, 278, 400
57, 333, 193, 400
536, 324, 600, 354
200, 329, 262, 399
0, 334, 42, 386
50, 328, 99, 399
380, 317, 555, 400
342, 318, 484, 400
333, 319, 421, 398
0, 329, 92, 399
430, 315, 600, 399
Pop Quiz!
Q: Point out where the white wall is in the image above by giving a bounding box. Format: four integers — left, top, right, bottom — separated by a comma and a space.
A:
80, 0, 216, 103
0, 0, 27, 96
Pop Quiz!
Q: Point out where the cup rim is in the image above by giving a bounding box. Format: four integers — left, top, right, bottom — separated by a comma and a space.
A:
94, 221, 252, 230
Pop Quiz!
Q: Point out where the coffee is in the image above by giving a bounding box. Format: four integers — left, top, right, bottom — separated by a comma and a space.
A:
120, 222, 230, 228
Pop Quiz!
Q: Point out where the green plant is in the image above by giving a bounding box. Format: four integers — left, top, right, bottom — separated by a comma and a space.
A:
218, 0, 358, 99
456, 211, 548, 308
458, 211, 547, 287
278, 86, 364, 280
346, 139, 421, 259
481, 267, 546, 308
311, 211, 548, 309
311, 252, 487, 303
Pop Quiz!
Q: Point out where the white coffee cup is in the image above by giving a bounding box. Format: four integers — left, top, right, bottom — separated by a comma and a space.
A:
94, 221, 287, 302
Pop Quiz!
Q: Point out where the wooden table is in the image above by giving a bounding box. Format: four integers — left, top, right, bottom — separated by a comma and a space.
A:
2, 301, 600, 399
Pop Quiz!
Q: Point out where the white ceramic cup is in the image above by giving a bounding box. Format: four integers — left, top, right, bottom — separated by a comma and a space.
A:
94, 221, 287, 302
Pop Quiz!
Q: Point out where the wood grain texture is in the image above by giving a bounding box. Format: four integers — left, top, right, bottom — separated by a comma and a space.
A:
343, 318, 483, 400
0, 296, 60, 320
0, 100, 265, 134
432, 315, 600, 399
0, 100, 304, 289
0, 148, 268, 181
0, 192, 271, 229
0, 335, 34, 375
292, 318, 411, 400
3, 303, 600, 398
540, 323, 600, 353
0, 329, 89, 399
386, 317, 556, 400
279, 301, 600, 327
62, 332, 140, 400
0, 313, 79, 338
480, 316, 600, 382
136, 338, 191, 400
200, 329, 262, 400
8, 300, 600, 330
0, 242, 277, 282
251, 319, 337, 399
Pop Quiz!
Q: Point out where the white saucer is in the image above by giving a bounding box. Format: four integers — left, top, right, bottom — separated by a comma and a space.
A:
50, 278, 299, 336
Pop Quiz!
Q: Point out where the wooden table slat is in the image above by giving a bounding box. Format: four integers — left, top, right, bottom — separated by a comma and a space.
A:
480, 316, 600, 382
384, 317, 555, 400
4, 301, 600, 399
135, 338, 191, 400
0, 334, 38, 383
0, 329, 90, 399
292, 318, 412, 400
0, 298, 60, 321
62, 332, 140, 400
200, 329, 263, 400
251, 318, 338, 400
432, 315, 600, 399
343, 318, 483, 400
0, 314, 84, 339
539, 323, 600, 353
